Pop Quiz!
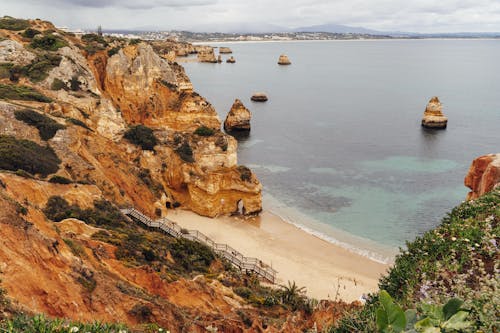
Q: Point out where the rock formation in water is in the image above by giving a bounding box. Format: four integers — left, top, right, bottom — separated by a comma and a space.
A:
421, 96, 448, 129
251, 92, 268, 102
226, 56, 236, 63
224, 99, 251, 132
278, 54, 292, 65
217, 54, 222, 63
219, 47, 233, 54
465, 153, 500, 200
197, 48, 217, 63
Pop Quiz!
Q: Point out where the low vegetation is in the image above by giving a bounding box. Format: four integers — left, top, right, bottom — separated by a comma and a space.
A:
237, 165, 252, 182
21, 27, 41, 38
48, 175, 72, 184
21, 53, 62, 82
0, 314, 128, 333
30, 34, 67, 51
14, 109, 65, 140
123, 125, 157, 151
174, 141, 194, 163
66, 117, 92, 131
50, 78, 66, 90
331, 188, 500, 332
0, 135, 61, 177
43, 196, 218, 277
194, 125, 215, 137
0, 16, 30, 31
0, 83, 52, 102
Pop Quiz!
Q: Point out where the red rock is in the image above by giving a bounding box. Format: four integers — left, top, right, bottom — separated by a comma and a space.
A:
464, 153, 500, 200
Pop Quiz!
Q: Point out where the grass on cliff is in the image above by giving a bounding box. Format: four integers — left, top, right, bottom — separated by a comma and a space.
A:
0, 135, 61, 177
14, 109, 65, 140
30, 34, 67, 51
43, 196, 217, 277
0, 83, 52, 102
331, 188, 500, 332
0, 314, 128, 333
123, 125, 157, 151
0, 17, 30, 31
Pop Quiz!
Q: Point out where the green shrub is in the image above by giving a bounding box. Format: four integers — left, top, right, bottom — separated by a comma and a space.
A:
237, 165, 252, 182
30, 34, 67, 51
22, 27, 41, 38
169, 238, 215, 273
69, 75, 80, 91
63, 238, 87, 258
107, 46, 120, 57
0, 135, 60, 176
123, 125, 157, 150
129, 38, 141, 45
0, 63, 13, 79
81, 33, 107, 45
14, 109, 65, 140
23, 53, 62, 82
234, 286, 252, 299
0, 83, 52, 102
194, 125, 215, 136
129, 303, 152, 322
0, 17, 30, 31
66, 117, 91, 131
0, 314, 128, 332
50, 78, 66, 91
175, 141, 194, 163
48, 175, 72, 184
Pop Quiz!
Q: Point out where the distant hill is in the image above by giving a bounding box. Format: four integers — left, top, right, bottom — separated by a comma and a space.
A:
294, 23, 383, 35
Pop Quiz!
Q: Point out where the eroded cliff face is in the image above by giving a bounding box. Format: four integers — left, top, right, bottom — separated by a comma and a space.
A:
465, 153, 500, 200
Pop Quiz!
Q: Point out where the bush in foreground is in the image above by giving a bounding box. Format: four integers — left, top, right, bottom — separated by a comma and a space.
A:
0, 135, 61, 177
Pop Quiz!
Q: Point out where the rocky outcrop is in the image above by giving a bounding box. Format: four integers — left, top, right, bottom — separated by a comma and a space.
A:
251, 92, 268, 102
0, 39, 35, 65
278, 54, 291, 65
197, 48, 217, 63
226, 56, 236, 63
217, 54, 222, 63
465, 153, 500, 200
219, 47, 232, 54
224, 99, 251, 132
422, 96, 448, 129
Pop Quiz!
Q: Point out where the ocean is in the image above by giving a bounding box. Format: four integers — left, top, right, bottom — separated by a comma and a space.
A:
183, 40, 500, 262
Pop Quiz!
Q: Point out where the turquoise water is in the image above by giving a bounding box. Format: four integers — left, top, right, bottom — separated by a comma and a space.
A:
183, 40, 500, 260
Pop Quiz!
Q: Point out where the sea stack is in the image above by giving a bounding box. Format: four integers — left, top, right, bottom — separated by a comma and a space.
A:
464, 153, 500, 200
224, 99, 252, 132
278, 54, 291, 65
197, 49, 217, 63
251, 93, 268, 102
226, 56, 236, 63
217, 55, 222, 63
421, 96, 448, 129
219, 47, 233, 54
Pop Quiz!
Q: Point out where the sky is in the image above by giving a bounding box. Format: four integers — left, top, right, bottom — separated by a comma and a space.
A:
1, 0, 499, 33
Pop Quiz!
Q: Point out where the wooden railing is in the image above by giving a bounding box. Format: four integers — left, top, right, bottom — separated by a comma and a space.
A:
120, 208, 277, 283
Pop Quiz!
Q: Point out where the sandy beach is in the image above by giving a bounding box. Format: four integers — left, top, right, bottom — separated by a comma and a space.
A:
167, 209, 390, 301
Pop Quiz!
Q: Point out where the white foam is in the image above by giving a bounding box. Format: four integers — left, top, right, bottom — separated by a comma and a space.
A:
263, 193, 397, 264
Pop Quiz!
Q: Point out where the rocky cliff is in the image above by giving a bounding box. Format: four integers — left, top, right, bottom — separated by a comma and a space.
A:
465, 153, 500, 200
0, 16, 345, 332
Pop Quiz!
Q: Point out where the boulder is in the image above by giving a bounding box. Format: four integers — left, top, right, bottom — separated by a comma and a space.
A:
224, 99, 251, 132
422, 96, 448, 129
197, 49, 217, 63
219, 47, 233, 54
251, 93, 268, 102
278, 54, 291, 65
464, 153, 500, 200
226, 56, 236, 63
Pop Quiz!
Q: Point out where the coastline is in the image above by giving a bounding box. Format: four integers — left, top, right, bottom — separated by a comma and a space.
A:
190, 38, 500, 45
166, 208, 390, 301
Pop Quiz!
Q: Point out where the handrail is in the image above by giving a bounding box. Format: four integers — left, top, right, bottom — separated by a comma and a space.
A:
120, 208, 277, 283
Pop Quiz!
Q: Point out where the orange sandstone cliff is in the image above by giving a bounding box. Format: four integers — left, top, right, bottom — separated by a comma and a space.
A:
464, 153, 500, 200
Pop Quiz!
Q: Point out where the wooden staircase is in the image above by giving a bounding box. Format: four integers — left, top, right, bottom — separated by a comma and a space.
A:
120, 208, 277, 283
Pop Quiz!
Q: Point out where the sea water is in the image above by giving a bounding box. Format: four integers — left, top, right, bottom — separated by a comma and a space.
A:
183, 40, 500, 262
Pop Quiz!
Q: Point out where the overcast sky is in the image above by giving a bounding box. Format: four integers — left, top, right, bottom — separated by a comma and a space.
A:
1, 0, 499, 33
